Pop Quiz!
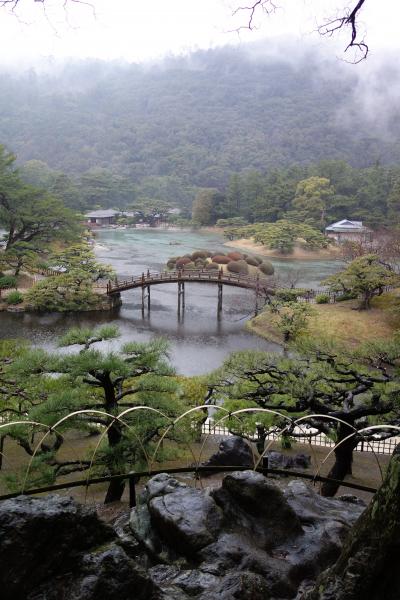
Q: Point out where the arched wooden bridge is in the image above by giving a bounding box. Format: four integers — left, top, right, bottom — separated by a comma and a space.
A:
106, 268, 274, 316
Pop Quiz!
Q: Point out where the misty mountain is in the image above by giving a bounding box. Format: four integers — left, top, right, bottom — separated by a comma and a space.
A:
0, 43, 399, 192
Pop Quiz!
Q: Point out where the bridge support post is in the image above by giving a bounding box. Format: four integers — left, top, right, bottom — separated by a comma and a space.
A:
217, 282, 223, 319
178, 281, 185, 315
141, 282, 151, 314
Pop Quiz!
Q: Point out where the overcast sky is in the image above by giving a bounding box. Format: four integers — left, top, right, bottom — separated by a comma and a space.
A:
0, 0, 398, 65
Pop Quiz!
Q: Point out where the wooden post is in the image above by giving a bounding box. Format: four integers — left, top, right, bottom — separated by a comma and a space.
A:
147, 284, 151, 312
217, 282, 223, 319
178, 280, 185, 315
129, 474, 139, 508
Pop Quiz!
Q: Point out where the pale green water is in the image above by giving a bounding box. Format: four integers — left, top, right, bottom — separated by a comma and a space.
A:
0, 228, 342, 374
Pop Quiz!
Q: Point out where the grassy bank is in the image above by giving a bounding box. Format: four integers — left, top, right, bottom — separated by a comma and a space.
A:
248, 290, 400, 348
225, 238, 341, 260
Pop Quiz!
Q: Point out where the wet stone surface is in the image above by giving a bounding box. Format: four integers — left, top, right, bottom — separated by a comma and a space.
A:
0, 472, 366, 599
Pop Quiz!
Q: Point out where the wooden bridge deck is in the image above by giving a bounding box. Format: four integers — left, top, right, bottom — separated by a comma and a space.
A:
106, 269, 273, 295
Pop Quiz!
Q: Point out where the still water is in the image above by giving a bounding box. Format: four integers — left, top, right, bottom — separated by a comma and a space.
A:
0, 229, 341, 374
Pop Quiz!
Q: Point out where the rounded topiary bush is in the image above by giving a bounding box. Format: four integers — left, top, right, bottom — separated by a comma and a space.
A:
227, 251, 244, 261
245, 256, 259, 266
175, 257, 192, 268
191, 250, 208, 261
184, 261, 196, 270
259, 261, 275, 276
195, 258, 206, 268
212, 255, 230, 264
227, 260, 249, 274
205, 262, 219, 270
167, 260, 177, 269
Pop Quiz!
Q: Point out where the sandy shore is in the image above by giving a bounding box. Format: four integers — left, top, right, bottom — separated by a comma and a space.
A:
224, 238, 341, 261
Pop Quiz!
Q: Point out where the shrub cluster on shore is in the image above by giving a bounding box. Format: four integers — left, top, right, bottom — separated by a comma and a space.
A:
166, 250, 274, 277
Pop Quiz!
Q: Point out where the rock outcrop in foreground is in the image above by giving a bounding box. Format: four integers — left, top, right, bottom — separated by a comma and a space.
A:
0, 471, 365, 599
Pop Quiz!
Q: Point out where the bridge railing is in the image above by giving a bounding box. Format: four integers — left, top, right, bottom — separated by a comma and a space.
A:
107, 269, 269, 294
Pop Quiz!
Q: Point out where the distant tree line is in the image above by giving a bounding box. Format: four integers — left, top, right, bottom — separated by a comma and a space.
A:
192, 161, 400, 229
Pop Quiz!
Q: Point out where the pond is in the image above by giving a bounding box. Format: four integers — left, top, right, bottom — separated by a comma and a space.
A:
0, 228, 342, 374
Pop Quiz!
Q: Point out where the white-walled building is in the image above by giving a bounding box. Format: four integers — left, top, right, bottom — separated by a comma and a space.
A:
325, 219, 372, 243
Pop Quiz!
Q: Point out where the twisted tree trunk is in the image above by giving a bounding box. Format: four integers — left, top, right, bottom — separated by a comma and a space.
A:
304, 444, 400, 599
320, 423, 358, 497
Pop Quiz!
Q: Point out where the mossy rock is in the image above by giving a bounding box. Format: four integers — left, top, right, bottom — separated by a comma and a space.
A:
212, 254, 230, 264
259, 261, 274, 276
176, 257, 192, 268
191, 250, 208, 260
227, 251, 244, 261
205, 262, 220, 270
227, 260, 249, 274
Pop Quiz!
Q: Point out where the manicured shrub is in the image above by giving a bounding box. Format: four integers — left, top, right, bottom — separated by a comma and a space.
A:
212, 255, 230, 264
167, 260, 176, 269
205, 262, 219, 270
336, 291, 358, 302
0, 275, 17, 289
245, 256, 259, 266
184, 261, 196, 269
175, 257, 192, 268
259, 261, 275, 276
6, 291, 23, 305
227, 260, 249, 274
227, 251, 244, 261
315, 293, 330, 304
191, 251, 208, 261
195, 258, 206, 267
275, 288, 299, 302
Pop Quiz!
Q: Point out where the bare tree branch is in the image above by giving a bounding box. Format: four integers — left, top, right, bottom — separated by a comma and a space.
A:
233, 0, 369, 63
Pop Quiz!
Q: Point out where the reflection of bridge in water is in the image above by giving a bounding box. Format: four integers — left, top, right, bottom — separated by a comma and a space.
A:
106, 268, 274, 317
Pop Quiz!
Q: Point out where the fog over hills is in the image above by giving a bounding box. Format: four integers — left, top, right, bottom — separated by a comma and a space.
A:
0, 40, 399, 193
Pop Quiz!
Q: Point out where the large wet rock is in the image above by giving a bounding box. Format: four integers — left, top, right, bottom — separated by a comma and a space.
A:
144, 473, 223, 556
201, 436, 254, 471
129, 471, 365, 599
0, 472, 367, 600
266, 451, 311, 470
0, 494, 114, 599
211, 470, 303, 549
0, 494, 153, 600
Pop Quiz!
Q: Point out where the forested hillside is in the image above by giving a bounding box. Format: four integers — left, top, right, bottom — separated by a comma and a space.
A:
1, 43, 399, 211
